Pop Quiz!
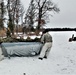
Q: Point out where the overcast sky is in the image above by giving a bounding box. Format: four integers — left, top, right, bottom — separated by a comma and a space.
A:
21, 0, 76, 28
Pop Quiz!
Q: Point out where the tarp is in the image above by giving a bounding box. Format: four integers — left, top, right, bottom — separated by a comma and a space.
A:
1, 42, 43, 57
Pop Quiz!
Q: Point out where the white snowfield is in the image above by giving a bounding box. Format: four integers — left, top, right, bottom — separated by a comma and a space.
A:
0, 31, 76, 75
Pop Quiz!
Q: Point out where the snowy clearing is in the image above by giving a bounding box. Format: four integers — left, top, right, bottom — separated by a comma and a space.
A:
0, 31, 76, 75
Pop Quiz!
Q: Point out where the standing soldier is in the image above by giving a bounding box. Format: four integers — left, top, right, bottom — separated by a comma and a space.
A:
38, 29, 53, 60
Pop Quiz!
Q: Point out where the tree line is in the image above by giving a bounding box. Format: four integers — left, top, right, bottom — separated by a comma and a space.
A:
46, 28, 76, 31
0, 0, 60, 37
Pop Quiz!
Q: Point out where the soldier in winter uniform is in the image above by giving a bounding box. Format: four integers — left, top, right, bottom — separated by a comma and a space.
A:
38, 29, 53, 60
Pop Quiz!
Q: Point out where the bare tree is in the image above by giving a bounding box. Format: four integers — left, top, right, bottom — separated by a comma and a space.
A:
0, 0, 5, 29
14, 0, 25, 34
34, 0, 60, 30
20, 5, 25, 25
24, 0, 36, 31
7, 0, 14, 36
7, 0, 24, 36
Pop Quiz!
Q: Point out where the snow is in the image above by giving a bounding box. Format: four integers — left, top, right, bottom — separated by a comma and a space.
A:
0, 31, 76, 75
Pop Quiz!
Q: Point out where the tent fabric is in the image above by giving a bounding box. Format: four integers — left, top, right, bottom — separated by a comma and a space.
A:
1, 42, 43, 57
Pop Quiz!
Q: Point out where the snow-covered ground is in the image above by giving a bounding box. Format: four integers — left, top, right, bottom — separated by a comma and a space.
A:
0, 31, 76, 75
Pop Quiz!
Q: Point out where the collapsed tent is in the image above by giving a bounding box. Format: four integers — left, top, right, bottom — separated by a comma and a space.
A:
0, 42, 43, 58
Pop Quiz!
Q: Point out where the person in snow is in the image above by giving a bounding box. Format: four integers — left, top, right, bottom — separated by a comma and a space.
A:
38, 29, 53, 60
